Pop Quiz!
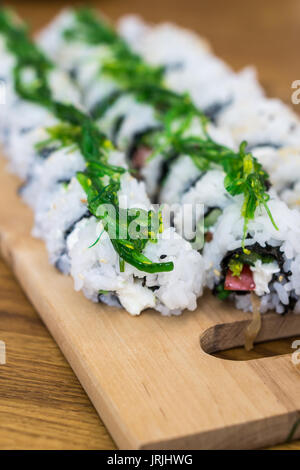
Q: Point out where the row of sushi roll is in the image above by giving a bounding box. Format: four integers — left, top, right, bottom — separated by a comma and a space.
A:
118, 14, 300, 210
0, 8, 205, 317
39, 8, 300, 210
36, 8, 300, 324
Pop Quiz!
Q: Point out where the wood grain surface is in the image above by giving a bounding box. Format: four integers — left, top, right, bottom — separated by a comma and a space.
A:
1, 0, 300, 450
0, 256, 116, 449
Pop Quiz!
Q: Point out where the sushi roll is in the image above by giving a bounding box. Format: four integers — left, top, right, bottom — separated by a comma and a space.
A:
0, 7, 205, 317
204, 196, 300, 317
118, 15, 264, 123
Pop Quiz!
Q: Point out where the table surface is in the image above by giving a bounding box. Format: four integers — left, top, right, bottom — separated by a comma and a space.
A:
1, 0, 300, 450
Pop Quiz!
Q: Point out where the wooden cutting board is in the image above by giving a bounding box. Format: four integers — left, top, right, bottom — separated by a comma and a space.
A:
0, 156, 300, 450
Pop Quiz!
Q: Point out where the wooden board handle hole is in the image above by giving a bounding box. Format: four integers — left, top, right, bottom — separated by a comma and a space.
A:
200, 313, 300, 361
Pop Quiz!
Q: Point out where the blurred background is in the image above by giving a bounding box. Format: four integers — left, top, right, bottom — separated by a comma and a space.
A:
4, 0, 300, 112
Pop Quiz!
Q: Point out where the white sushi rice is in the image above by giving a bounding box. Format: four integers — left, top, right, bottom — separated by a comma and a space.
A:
67, 216, 204, 315
217, 97, 300, 148
20, 146, 86, 210
118, 15, 211, 68
6, 126, 52, 179
252, 145, 300, 209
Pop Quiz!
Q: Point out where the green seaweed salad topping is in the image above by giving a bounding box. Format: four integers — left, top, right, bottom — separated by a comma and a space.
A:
63, 8, 278, 246
0, 8, 173, 274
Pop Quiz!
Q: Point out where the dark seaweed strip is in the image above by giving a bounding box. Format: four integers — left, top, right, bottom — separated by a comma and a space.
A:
181, 172, 207, 198
157, 152, 179, 187
37, 145, 60, 159
220, 243, 285, 277
203, 98, 233, 123
111, 114, 125, 145
246, 142, 283, 152
90, 89, 125, 119
63, 209, 92, 240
